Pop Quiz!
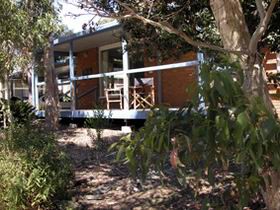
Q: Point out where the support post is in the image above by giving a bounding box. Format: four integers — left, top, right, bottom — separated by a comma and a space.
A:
10, 80, 14, 98
197, 52, 205, 110
69, 41, 76, 114
4, 75, 9, 100
122, 39, 130, 110
34, 74, 39, 110
28, 71, 32, 104
157, 53, 163, 104
31, 67, 36, 108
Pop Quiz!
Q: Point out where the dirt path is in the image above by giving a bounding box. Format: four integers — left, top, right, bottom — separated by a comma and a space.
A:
57, 128, 180, 210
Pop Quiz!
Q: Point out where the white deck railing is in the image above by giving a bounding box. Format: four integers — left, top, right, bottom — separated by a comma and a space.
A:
73, 60, 199, 81
33, 52, 203, 116
35, 60, 199, 86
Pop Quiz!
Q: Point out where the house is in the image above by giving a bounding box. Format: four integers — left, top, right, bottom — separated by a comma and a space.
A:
32, 21, 203, 120
0, 71, 30, 102
8, 21, 279, 120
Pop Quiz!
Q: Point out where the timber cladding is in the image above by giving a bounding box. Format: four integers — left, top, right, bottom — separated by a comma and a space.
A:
144, 51, 197, 108
76, 48, 99, 109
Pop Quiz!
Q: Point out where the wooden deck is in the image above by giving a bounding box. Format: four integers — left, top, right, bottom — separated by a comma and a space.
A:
36, 109, 149, 119
36, 108, 179, 120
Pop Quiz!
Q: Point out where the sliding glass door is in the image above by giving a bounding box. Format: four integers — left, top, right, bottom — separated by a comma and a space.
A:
99, 44, 123, 96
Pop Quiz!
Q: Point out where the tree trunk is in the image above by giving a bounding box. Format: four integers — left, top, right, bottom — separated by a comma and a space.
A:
243, 55, 274, 113
44, 36, 59, 131
210, 1, 277, 208
210, 0, 274, 113
262, 171, 280, 210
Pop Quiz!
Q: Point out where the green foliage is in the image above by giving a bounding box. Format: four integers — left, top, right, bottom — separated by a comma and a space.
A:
0, 0, 62, 78
0, 98, 35, 125
10, 99, 36, 125
85, 106, 111, 142
87, 0, 280, 58
0, 124, 72, 209
121, 0, 218, 59
0, 0, 30, 76
111, 62, 280, 207
0, 0, 62, 127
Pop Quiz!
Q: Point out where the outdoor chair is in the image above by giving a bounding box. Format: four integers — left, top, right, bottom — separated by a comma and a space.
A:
130, 77, 155, 109
104, 78, 123, 109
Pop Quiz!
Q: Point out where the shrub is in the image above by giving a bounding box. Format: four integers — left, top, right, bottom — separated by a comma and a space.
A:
0, 124, 72, 209
85, 106, 111, 144
111, 63, 280, 209
10, 98, 35, 124
0, 97, 35, 126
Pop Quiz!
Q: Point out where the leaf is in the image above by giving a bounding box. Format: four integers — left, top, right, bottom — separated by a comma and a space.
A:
108, 142, 119, 152
249, 148, 261, 170
237, 112, 249, 128
116, 145, 125, 161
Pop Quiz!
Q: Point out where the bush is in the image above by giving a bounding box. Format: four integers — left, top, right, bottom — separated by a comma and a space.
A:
10, 98, 35, 124
111, 62, 280, 208
0, 97, 35, 126
0, 124, 72, 209
85, 106, 111, 144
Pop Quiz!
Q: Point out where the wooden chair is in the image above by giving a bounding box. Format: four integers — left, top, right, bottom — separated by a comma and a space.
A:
104, 78, 123, 109
131, 78, 155, 109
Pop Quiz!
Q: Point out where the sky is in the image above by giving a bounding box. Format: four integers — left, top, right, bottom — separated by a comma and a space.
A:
59, 0, 94, 32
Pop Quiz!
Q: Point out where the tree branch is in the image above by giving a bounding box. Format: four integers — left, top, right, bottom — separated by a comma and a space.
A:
114, 0, 248, 55
249, 0, 278, 54
147, 0, 154, 19
256, 0, 265, 20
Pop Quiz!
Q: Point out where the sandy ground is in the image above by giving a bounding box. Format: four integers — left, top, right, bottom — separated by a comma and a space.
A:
57, 128, 179, 210
56, 128, 265, 210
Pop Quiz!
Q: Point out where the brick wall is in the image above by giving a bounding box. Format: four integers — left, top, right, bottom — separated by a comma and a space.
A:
74, 48, 198, 109
263, 51, 280, 116
75, 48, 99, 109
144, 52, 197, 107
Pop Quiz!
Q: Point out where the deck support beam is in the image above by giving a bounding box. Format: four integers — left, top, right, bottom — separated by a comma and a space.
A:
122, 39, 130, 110
69, 41, 76, 114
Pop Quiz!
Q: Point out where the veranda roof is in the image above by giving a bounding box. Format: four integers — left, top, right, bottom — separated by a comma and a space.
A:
53, 21, 122, 53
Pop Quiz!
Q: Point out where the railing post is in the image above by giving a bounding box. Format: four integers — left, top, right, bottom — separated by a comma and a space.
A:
122, 39, 130, 110
69, 41, 76, 114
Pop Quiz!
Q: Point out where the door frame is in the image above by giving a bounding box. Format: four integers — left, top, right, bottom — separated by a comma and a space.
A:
98, 42, 122, 96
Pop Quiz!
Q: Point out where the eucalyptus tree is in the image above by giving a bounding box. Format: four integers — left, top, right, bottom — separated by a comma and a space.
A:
0, 0, 31, 125
23, 0, 62, 130
0, 0, 61, 129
